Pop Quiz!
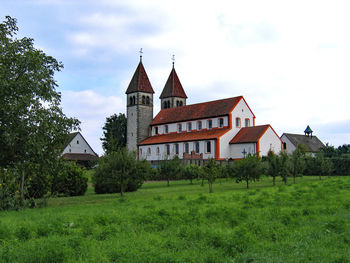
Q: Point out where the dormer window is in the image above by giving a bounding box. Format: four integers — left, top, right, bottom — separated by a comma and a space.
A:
219, 118, 224, 128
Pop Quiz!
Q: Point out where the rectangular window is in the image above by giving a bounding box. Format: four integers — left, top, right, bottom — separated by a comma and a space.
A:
166, 145, 170, 155
236, 118, 241, 128
178, 124, 182, 133
195, 142, 200, 153
165, 125, 168, 134
207, 120, 212, 129
245, 118, 250, 127
155, 127, 158, 135
197, 121, 202, 130
219, 118, 224, 128
184, 143, 189, 154
206, 141, 211, 153
175, 144, 179, 154
187, 122, 192, 132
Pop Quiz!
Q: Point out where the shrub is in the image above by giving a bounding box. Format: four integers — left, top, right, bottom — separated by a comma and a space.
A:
93, 149, 152, 195
51, 161, 88, 196
182, 164, 201, 184
159, 156, 183, 187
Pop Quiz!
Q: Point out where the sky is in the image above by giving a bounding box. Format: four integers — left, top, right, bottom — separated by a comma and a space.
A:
2, 0, 350, 155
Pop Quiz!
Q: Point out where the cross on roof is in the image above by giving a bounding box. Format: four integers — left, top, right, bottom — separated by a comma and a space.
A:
139, 48, 143, 62
172, 54, 175, 68
242, 149, 247, 157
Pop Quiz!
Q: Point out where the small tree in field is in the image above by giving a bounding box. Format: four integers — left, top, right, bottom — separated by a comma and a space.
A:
234, 155, 263, 189
291, 147, 305, 183
159, 156, 182, 187
203, 159, 220, 193
266, 151, 280, 186
182, 164, 200, 184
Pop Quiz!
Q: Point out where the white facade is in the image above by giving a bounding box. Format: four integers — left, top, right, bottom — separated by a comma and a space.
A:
280, 134, 296, 154
259, 127, 282, 156
62, 133, 96, 155
230, 143, 257, 159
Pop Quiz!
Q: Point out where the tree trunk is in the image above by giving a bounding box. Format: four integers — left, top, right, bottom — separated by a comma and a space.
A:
190, 178, 193, 184
209, 182, 213, 193
201, 177, 204, 187
319, 175, 322, 180
20, 169, 25, 202
246, 179, 249, 189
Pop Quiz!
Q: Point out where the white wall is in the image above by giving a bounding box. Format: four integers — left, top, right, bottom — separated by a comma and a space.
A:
139, 140, 216, 161
259, 127, 282, 156
62, 133, 96, 155
230, 143, 256, 159
280, 134, 296, 154
219, 98, 255, 159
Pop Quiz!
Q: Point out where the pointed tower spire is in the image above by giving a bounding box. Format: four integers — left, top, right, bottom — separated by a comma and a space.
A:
125, 59, 154, 95
159, 57, 187, 109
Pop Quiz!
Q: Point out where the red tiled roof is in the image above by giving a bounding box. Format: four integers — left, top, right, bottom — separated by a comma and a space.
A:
159, 68, 187, 99
152, 96, 243, 125
230, 125, 270, 144
125, 62, 155, 94
63, 153, 99, 161
139, 129, 230, 145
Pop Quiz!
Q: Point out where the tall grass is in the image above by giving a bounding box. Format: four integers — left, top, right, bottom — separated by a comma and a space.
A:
0, 176, 349, 262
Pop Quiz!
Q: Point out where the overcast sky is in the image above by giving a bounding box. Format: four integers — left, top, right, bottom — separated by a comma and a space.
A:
2, 0, 350, 155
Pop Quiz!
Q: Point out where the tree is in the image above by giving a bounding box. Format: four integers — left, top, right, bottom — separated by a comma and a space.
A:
291, 147, 305, 183
203, 159, 220, 193
159, 156, 182, 187
0, 16, 80, 202
266, 151, 280, 186
182, 164, 200, 184
93, 149, 150, 196
100, 113, 127, 153
234, 155, 263, 189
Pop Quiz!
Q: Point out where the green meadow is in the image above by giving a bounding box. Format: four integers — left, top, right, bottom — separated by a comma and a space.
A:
0, 176, 349, 263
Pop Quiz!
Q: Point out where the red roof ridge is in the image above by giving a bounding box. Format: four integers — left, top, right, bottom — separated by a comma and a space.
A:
230, 125, 270, 144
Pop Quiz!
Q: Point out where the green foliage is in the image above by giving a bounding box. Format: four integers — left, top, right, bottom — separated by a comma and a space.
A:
0, 16, 79, 206
0, 168, 21, 210
291, 148, 305, 183
203, 159, 220, 193
233, 154, 263, 189
266, 151, 291, 185
51, 161, 88, 196
329, 158, 350, 175
100, 113, 127, 154
93, 149, 150, 195
182, 164, 201, 184
305, 153, 334, 179
159, 156, 183, 187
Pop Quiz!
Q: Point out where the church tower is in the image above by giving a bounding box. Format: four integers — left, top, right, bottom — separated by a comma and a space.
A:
159, 61, 187, 109
125, 55, 154, 152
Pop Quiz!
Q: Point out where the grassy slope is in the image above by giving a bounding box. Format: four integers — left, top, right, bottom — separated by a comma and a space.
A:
0, 176, 349, 263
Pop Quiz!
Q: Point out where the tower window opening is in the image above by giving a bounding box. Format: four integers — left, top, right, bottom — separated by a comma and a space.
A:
180, 101, 183, 106
142, 96, 145, 104
129, 97, 133, 105
146, 96, 150, 105
167, 101, 170, 108
164, 101, 167, 109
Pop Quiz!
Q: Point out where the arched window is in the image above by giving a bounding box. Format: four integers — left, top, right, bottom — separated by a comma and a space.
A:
195, 142, 200, 153
179, 101, 183, 106
147, 147, 151, 155
175, 144, 179, 155
146, 96, 150, 105
142, 96, 145, 104
206, 141, 211, 153
176, 101, 179, 107
156, 147, 160, 155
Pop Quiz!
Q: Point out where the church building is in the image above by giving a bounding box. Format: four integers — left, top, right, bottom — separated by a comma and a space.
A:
126, 56, 282, 161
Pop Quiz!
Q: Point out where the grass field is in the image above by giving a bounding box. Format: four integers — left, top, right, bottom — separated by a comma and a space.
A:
0, 176, 349, 262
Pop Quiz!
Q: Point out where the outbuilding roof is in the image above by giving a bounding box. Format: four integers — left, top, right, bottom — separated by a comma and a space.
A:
282, 133, 324, 152
125, 61, 155, 94
139, 128, 230, 145
152, 96, 248, 125
229, 125, 270, 144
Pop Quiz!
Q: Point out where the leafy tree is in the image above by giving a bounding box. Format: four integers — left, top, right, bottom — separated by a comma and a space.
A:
93, 149, 150, 196
279, 152, 291, 184
203, 159, 220, 193
159, 156, 182, 187
266, 151, 280, 186
234, 155, 263, 189
182, 164, 200, 184
101, 113, 127, 153
320, 143, 337, 158
291, 147, 305, 183
0, 16, 79, 203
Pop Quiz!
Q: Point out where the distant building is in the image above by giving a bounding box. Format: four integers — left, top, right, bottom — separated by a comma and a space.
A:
125, 56, 282, 161
281, 126, 325, 155
62, 132, 99, 166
